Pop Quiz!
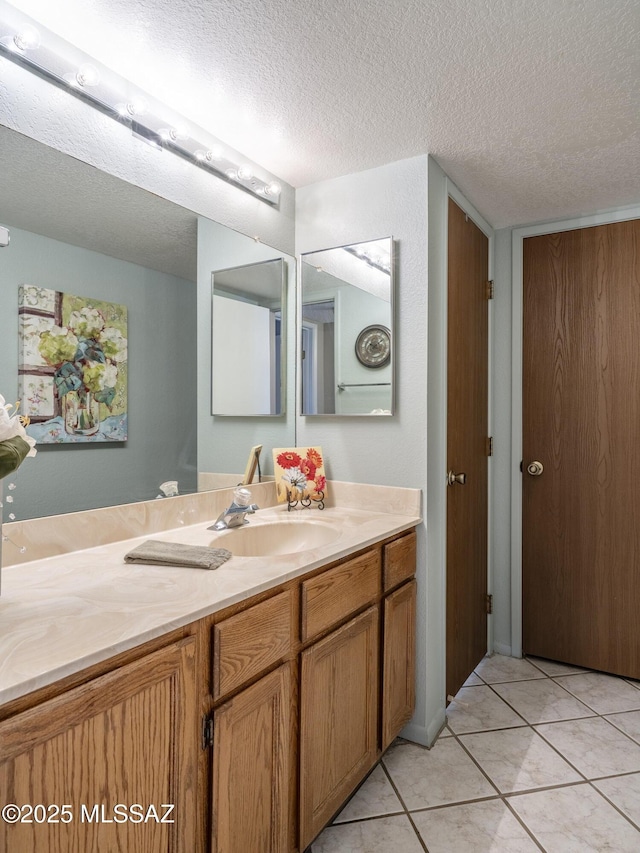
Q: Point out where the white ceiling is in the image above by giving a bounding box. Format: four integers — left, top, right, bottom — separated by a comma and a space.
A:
7, 0, 640, 228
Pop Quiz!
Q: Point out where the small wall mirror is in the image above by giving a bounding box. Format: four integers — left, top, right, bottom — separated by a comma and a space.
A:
211, 258, 286, 416
300, 238, 394, 415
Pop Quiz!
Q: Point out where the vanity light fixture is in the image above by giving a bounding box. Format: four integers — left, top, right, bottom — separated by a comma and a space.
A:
0, 3, 282, 205
344, 244, 391, 275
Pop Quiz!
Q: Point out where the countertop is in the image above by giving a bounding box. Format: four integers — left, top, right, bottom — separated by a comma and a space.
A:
0, 502, 420, 707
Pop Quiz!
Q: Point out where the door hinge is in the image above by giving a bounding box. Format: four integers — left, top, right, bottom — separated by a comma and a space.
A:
202, 714, 214, 750
486, 436, 493, 457
485, 594, 493, 614
486, 280, 494, 300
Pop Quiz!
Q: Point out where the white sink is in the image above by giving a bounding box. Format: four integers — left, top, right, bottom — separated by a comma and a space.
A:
213, 518, 340, 557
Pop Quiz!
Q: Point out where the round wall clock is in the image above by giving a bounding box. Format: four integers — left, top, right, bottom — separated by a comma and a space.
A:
354, 325, 391, 368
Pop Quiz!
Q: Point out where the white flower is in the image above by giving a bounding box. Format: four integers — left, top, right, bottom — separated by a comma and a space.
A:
282, 467, 307, 491
98, 327, 128, 363
69, 306, 106, 338
0, 395, 37, 456
103, 363, 118, 387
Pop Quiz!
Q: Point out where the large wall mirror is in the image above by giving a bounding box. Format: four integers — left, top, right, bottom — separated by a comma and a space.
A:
211, 259, 286, 416
0, 124, 295, 521
300, 238, 394, 416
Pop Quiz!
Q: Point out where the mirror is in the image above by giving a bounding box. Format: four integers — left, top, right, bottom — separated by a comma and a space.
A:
211, 259, 286, 416
0, 124, 295, 520
300, 238, 394, 415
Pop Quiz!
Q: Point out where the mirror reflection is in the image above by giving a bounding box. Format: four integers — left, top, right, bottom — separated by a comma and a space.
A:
211, 259, 286, 416
0, 125, 295, 520
300, 238, 394, 416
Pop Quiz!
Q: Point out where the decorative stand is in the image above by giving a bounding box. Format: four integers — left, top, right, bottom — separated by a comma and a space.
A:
286, 488, 325, 512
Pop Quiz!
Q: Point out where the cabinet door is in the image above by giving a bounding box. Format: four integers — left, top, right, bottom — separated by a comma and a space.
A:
212, 663, 291, 853
382, 580, 416, 750
0, 637, 198, 853
299, 607, 379, 849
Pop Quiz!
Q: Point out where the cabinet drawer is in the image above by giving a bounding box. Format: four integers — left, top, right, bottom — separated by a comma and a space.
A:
213, 590, 293, 700
383, 531, 416, 592
301, 549, 380, 642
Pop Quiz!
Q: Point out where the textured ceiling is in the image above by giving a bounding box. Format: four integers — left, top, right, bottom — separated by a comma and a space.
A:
7, 0, 640, 227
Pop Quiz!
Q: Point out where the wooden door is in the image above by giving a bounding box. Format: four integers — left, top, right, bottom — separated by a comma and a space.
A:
523, 220, 640, 677
212, 663, 291, 853
446, 198, 490, 699
0, 637, 198, 853
382, 580, 416, 751
299, 607, 378, 850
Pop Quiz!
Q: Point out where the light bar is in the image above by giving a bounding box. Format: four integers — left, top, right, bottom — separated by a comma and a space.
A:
0, 2, 282, 204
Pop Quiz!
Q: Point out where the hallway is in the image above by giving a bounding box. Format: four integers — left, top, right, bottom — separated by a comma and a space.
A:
312, 654, 640, 851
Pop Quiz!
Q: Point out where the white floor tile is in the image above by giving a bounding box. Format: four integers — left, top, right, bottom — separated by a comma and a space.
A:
312, 814, 424, 852
492, 678, 594, 724
593, 772, 640, 827
464, 671, 484, 686
555, 672, 640, 714
412, 799, 540, 853
460, 727, 581, 793
605, 709, 640, 744
333, 764, 403, 824
508, 783, 640, 852
475, 654, 546, 684
382, 738, 496, 809
447, 685, 526, 734
535, 716, 640, 778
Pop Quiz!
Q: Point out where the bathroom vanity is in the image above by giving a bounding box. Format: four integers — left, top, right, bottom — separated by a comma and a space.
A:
0, 493, 418, 853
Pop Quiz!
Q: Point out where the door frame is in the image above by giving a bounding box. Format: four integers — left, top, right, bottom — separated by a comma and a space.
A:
509, 204, 640, 658
446, 181, 495, 661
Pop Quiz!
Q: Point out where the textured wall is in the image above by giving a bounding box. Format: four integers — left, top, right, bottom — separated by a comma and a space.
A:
295, 156, 433, 743
0, 225, 197, 519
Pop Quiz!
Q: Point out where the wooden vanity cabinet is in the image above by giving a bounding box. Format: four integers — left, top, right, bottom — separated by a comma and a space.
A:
209, 590, 296, 853
211, 662, 293, 853
299, 607, 379, 849
0, 527, 417, 853
0, 637, 198, 853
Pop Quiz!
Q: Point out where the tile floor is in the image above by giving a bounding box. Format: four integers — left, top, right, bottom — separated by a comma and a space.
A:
310, 654, 640, 852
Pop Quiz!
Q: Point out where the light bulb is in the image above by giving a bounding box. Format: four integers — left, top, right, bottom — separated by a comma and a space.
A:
126, 98, 148, 117
12, 26, 40, 52
169, 125, 189, 142
76, 64, 100, 88
237, 165, 253, 181
225, 168, 238, 180
265, 181, 281, 197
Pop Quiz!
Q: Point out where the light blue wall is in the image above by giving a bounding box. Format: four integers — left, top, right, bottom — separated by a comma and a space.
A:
0, 225, 197, 519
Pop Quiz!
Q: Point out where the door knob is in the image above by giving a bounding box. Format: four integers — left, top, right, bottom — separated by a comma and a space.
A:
526, 461, 544, 476
447, 470, 467, 486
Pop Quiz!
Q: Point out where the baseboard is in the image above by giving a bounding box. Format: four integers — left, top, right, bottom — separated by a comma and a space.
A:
400, 708, 446, 748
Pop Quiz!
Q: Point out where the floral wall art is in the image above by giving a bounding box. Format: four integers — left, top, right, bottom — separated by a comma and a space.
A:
18, 286, 128, 443
272, 446, 326, 504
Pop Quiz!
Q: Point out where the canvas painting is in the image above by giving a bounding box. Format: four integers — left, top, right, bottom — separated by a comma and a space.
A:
19, 286, 128, 443
272, 446, 326, 504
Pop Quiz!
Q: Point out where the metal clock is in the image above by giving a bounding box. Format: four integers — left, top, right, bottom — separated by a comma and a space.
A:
354, 325, 391, 368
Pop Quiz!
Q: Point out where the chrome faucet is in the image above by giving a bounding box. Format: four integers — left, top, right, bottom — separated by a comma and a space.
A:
209, 487, 259, 531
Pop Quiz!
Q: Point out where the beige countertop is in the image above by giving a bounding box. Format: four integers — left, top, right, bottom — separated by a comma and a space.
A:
0, 498, 420, 707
